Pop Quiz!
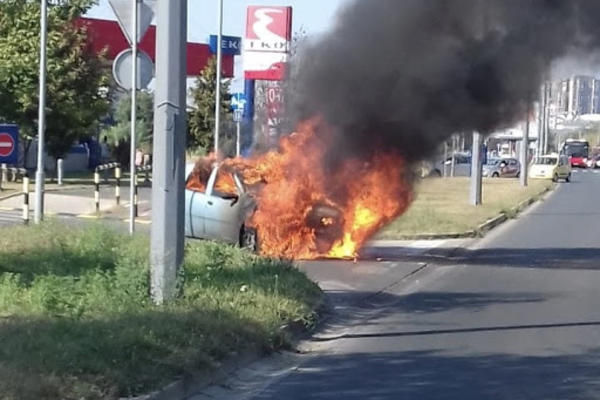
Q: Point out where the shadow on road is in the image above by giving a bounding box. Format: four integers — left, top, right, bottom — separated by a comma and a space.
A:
362, 247, 600, 271
253, 349, 600, 399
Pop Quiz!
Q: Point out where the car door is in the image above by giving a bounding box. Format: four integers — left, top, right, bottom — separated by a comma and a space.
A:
508, 159, 519, 176
185, 165, 212, 239
203, 168, 245, 244
456, 156, 471, 176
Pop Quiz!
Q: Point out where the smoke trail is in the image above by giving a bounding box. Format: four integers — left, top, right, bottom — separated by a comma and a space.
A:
286, 0, 600, 162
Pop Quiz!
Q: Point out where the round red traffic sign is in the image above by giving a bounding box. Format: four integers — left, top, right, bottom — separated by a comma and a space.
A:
0, 133, 15, 157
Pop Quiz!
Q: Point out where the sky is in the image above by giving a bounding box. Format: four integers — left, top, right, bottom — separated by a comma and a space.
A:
86, 0, 351, 90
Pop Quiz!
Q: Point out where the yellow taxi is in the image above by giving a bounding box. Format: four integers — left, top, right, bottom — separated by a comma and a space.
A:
529, 153, 572, 182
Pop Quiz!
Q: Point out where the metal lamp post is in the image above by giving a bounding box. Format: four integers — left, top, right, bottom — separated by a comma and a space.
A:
214, 0, 224, 156
34, 0, 48, 224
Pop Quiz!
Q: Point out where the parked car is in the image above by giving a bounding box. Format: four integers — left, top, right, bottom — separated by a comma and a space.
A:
184, 163, 258, 250
432, 153, 472, 177
529, 154, 571, 182
482, 158, 520, 178
586, 154, 600, 169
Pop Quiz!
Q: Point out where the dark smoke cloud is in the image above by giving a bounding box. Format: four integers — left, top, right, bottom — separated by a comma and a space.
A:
286, 0, 600, 163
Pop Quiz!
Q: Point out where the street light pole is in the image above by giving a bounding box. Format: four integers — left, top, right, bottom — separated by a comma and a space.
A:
34, 0, 48, 224
150, 0, 187, 305
470, 131, 483, 206
214, 0, 223, 156
129, 0, 139, 235
520, 103, 530, 187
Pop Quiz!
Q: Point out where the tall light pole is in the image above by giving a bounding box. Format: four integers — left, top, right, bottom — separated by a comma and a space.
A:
470, 131, 483, 205
129, 0, 139, 234
34, 0, 48, 224
150, 0, 187, 305
214, 0, 224, 156
520, 103, 530, 187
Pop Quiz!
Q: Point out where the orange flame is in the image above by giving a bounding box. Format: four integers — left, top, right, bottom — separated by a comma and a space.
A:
195, 118, 413, 260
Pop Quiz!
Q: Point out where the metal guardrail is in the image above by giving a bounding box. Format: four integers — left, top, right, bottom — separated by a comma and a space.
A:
93, 163, 152, 217
94, 162, 122, 213
133, 165, 152, 217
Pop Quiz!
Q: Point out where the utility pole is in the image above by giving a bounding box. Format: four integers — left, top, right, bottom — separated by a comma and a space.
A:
520, 103, 530, 187
129, 0, 139, 235
34, 0, 48, 224
150, 0, 187, 305
214, 0, 224, 156
537, 85, 544, 157
470, 132, 483, 205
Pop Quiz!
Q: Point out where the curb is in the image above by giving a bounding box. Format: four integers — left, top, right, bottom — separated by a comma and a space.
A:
0, 206, 152, 225
386, 184, 554, 241
125, 297, 326, 400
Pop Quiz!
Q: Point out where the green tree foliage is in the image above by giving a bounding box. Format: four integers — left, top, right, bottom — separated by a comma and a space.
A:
0, 0, 110, 160
103, 91, 154, 166
188, 56, 233, 154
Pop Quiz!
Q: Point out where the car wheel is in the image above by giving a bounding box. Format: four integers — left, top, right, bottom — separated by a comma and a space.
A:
240, 226, 258, 252
492, 172, 500, 178
552, 173, 559, 183
565, 174, 571, 183
516, 172, 520, 178
430, 169, 442, 178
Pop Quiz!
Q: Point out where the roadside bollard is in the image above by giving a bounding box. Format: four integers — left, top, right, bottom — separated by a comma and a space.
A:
94, 171, 100, 213
0, 163, 5, 191
22, 175, 30, 224
115, 166, 121, 205
57, 159, 63, 185
134, 173, 139, 218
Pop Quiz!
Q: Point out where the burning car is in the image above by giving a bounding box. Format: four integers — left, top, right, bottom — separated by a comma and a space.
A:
184, 158, 348, 256
184, 162, 258, 250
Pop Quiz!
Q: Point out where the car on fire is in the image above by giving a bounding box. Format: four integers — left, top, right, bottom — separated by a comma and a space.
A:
184, 163, 258, 250
184, 160, 347, 255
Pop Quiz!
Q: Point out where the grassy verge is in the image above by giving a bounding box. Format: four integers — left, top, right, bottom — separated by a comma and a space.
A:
377, 177, 554, 239
0, 223, 321, 400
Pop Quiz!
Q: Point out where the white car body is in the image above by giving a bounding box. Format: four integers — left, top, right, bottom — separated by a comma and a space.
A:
184, 163, 257, 248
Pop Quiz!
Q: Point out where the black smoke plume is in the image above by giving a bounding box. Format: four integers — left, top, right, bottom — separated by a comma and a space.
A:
286, 0, 600, 163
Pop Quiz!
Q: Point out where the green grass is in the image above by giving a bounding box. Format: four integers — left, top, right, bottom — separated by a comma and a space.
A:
376, 177, 554, 239
0, 222, 321, 400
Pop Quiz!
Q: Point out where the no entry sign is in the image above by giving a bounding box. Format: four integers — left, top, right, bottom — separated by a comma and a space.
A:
0, 125, 19, 164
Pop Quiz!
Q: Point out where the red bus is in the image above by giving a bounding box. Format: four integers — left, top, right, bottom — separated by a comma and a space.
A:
561, 139, 590, 168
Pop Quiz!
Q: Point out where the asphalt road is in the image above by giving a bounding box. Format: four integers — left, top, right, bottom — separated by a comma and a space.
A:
214, 170, 600, 400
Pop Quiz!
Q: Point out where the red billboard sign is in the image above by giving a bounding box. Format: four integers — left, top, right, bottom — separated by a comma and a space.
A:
244, 6, 292, 81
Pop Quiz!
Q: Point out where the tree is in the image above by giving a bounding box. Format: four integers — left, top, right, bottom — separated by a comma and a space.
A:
188, 56, 233, 154
103, 91, 154, 166
0, 0, 110, 162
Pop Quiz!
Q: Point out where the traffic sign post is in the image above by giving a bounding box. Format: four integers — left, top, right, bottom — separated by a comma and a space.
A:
108, 0, 155, 46
112, 49, 154, 90
0, 125, 19, 165
209, 35, 242, 56
109, 0, 156, 235
231, 94, 246, 158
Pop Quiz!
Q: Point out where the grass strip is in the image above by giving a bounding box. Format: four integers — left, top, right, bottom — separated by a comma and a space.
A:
377, 177, 554, 239
0, 222, 321, 400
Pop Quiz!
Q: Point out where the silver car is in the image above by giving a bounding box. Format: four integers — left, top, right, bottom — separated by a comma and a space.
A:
184, 163, 258, 250
482, 158, 520, 178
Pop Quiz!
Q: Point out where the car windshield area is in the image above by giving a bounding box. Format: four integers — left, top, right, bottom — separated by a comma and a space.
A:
533, 157, 557, 165
213, 170, 240, 198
